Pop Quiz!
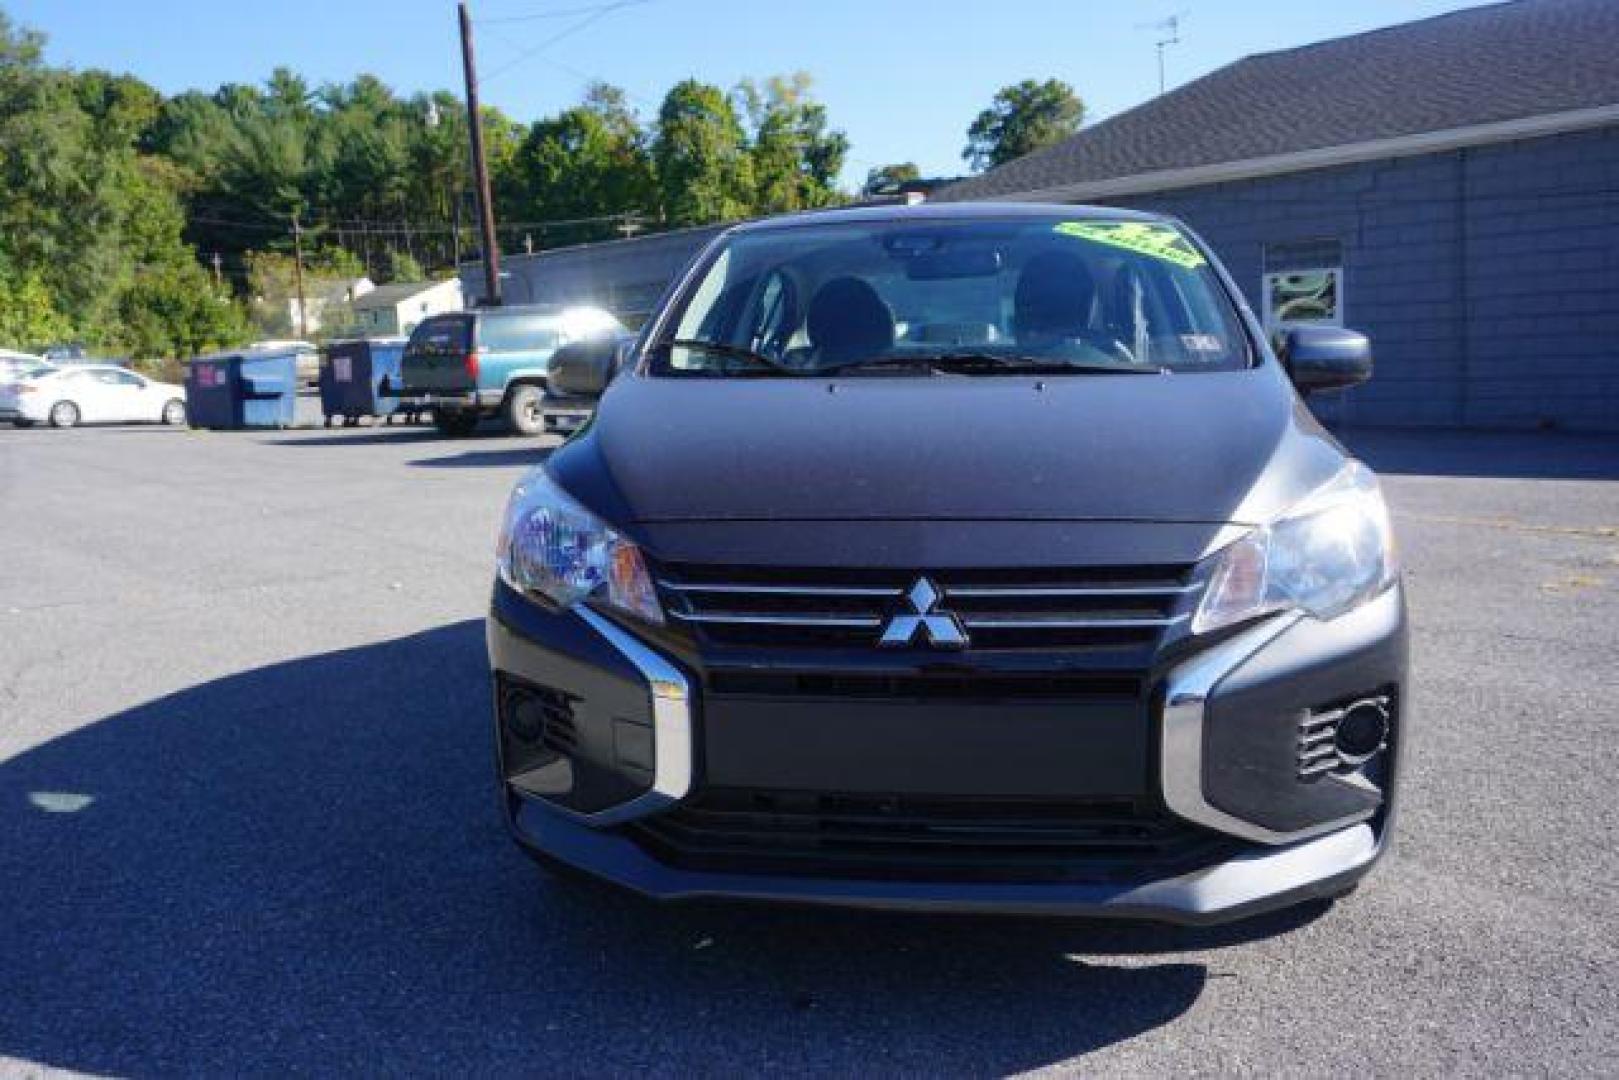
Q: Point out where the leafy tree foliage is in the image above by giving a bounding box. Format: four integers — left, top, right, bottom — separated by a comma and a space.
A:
737, 73, 848, 214
504, 82, 656, 243
0, 8, 857, 355
0, 13, 245, 356
653, 79, 755, 227
963, 78, 1085, 172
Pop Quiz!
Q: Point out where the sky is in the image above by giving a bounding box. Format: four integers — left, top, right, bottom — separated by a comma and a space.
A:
12, 0, 1499, 187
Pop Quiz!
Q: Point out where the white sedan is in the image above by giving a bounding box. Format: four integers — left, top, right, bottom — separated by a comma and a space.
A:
0, 365, 187, 428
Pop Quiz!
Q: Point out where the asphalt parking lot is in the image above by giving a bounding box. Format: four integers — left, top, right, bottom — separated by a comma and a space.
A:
1, 420, 1615, 1076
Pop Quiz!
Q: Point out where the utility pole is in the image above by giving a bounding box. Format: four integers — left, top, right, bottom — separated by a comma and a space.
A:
291, 210, 309, 339
459, 1, 501, 306
210, 252, 223, 291
451, 192, 463, 270
524, 232, 534, 256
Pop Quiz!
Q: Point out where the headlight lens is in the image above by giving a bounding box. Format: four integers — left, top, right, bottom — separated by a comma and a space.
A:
1194, 462, 1397, 635
495, 468, 663, 625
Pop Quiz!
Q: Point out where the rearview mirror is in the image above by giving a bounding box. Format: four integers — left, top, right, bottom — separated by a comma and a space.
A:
905, 249, 1004, 281
549, 335, 631, 398
1279, 327, 1372, 394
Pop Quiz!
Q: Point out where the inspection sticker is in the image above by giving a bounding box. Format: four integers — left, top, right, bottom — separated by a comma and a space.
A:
1053, 221, 1207, 269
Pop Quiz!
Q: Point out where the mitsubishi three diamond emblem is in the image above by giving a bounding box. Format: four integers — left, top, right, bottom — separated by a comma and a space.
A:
879, 577, 969, 649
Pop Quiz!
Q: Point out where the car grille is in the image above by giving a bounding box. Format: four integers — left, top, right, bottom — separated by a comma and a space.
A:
625, 789, 1234, 884
655, 564, 1199, 651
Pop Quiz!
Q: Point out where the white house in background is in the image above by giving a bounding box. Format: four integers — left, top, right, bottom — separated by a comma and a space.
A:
286, 277, 373, 336
350, 279, 464, 336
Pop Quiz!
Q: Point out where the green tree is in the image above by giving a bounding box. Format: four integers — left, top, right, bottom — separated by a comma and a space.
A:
736, 73, 848, 214
963, 78, 1085, 172
652, 79, 753, 226
0, 269, 72, 349
118, 261, 249, 357
380, 249, 423, 283
508, 82, 656, 242
863, 162, 920, 195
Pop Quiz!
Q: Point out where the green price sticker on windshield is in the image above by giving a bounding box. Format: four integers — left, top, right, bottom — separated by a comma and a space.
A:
1053, 221, 1207, 270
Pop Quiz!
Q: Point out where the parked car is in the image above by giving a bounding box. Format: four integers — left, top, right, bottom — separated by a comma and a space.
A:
0, 364, 186, 428
0, 354, 51, 383
398, 305, 625, 437
485, 204, 1406, 924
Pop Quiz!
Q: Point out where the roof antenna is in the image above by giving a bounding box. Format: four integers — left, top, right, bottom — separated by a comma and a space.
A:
1137, 11, 1186, 95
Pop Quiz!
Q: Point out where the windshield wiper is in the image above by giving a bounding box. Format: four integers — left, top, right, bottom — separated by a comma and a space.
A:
663, 339, 801, 376
820, 352, 1169, 376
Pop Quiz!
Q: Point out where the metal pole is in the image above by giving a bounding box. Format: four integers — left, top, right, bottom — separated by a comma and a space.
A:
452, 192, 463, 269
291, 210, 309, 339
459, 1, 502, 306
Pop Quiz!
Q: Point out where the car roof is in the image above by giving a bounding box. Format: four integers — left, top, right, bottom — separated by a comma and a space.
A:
725, 201, 1168, 235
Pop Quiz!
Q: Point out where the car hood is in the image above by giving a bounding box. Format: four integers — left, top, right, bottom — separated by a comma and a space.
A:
555, 368, 1347, 527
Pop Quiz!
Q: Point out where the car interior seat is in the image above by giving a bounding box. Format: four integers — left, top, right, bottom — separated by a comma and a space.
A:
807, 277, 896, 366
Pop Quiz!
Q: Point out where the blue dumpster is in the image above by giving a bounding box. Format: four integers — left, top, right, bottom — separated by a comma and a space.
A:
319, 338, 415, 427
185, 354, 239, 429
238, 347, 299, 428
184, 345, 303, 430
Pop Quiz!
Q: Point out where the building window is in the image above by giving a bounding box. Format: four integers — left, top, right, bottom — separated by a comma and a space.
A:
1262, 239, 1342, 333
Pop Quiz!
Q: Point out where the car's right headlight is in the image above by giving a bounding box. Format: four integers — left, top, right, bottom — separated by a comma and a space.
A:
495, 468, 663, 625
1194, 461, 1398, 635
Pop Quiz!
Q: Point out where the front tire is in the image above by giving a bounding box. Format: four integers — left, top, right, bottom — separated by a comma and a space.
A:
161, 399, 186, 426
504, 384, 546, 437
48, 401, 79, 429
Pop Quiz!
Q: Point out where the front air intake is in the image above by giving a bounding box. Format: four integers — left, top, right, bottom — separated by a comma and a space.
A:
1297, 695, 1391, 780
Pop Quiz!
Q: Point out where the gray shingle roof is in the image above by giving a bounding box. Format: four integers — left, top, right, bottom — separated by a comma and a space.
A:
935, 0, 1619, 202
351, 280, 454, 311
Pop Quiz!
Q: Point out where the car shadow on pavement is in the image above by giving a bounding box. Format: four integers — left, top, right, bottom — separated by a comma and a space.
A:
1336, 426, 1619, 480
407, 447, 555, 469
0, 622, 1323, 1075
261, 428, 498, 448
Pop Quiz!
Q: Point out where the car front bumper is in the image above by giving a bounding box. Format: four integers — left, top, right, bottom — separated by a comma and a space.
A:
487, 581, 1406, 924
0, 402, 45, 422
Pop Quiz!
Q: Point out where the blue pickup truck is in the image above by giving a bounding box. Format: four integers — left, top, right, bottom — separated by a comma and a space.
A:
398, 305, 624, 436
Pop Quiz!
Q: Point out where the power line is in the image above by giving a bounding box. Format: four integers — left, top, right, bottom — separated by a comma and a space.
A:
476, 0, 650, 86
478, 1, 646, 24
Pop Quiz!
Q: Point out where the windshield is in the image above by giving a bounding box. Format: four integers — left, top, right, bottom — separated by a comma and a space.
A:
652, 216, 1252, 376
479, 314, 562, 354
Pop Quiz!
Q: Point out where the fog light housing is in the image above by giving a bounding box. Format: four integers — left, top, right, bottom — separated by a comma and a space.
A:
1334, 700, 1390, 764
1297, 694, 1392, 780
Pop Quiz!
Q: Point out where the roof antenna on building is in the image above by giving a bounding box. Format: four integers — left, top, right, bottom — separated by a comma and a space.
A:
1138, 11, 1186, 95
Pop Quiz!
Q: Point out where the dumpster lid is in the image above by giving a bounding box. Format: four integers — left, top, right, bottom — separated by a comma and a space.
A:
191, 340, 317, 364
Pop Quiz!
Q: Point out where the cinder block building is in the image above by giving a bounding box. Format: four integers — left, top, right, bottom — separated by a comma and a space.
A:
936, 0, 1619, 432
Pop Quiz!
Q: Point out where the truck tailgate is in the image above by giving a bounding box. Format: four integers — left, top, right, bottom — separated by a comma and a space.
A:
401, 315, 476, 394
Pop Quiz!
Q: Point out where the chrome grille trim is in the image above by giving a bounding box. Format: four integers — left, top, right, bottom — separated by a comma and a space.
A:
945, 584, 1202, 598
655, 564, 1198, 649
657, 580, 901, 598
669, 611, 884, 628
960, 614, 1188, 630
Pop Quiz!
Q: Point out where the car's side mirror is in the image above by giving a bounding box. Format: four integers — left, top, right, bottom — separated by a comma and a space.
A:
1278, 327, 1372, 394
549, 335, 631, 398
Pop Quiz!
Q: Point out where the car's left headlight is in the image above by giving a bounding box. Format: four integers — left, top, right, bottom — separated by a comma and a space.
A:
495, 468, 663, 625
1194, 461, 1397, 635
